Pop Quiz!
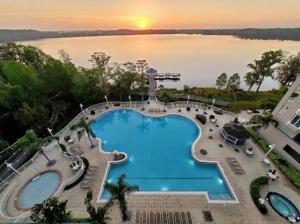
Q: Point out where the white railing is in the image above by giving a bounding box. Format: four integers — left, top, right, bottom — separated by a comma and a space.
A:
0, 152, 40, 190
54, 156, 85, 197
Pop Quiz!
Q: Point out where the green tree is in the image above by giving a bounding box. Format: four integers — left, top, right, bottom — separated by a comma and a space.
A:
41, 58, 75, 99
70, 118, 96, 148
136, 60, 148, 74
15, 103, 49, 131
89, 52, 112, 95
0, 61, 37, 90
216, 73, 227, 89
123, 62, 137, 73
31, 197, 71, 223
58, 49, 72, 64
160, 89, 171, 112
105, 174, 139, 221
0, 138, 9, 151
71, 68, 103, 105
244, 72, 259, 91
276, 52, 300, 87
226, 73, 241, 92
84, 191, 112, 224
251, 115, 278, 128
247, 50, 283, 93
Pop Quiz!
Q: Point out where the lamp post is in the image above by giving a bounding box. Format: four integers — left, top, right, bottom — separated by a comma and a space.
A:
47, 128, 53, 137
104, 95, 109, 109
264, 144, 275, 158
128, 95, 132, 107
186, 95, 190, 107
4, 160, 21, 175
79, 103, 84, 115
262, 144, 275, 165
141, 93, 145, 110
212, 99, 216, 108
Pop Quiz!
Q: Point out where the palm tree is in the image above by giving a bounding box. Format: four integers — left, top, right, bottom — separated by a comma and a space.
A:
105, 174, 139, 221
160, 90, 170, 112
85, 191, 112, 224
260, 115, 278, 128
31, 197, 71, 223
70, 118, 96, 148
38, 147, 56, 166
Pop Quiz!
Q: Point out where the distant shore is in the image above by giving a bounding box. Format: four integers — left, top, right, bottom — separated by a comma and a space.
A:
1, 28, 300, 43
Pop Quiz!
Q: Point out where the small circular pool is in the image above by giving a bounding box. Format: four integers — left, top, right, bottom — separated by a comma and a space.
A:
266, 192, 300, 221
16, 171, 61, 210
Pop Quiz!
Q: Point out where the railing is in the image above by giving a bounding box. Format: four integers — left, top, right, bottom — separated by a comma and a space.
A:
0, 152, 40, 191
54, 155, 85, 197
0, 98, 235, 189
163, 93, 231, 107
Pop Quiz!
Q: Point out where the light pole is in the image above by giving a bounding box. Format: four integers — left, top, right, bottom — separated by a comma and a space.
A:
212, 99, 216, 108
186, 95, 190, 107
264, 144, 275, 158
79, 103, 84, 115
4, 160, 21, 175
128, 95, 132, 107
141, 93, 145, 110
104, 95, 109, 109
47, 128, 53, 137
262, 144, 275, 164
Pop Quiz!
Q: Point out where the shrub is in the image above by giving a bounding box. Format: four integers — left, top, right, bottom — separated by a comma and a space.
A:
250, 176, 269, 214
246, 126, 300, 190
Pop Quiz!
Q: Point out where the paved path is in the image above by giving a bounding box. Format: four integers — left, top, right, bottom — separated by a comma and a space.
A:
1, 102, 299, 223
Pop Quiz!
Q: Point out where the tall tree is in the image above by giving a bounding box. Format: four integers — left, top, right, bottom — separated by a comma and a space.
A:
31, 197, 71, 223
136, 60, 148, 74
70, 118, 96, 148
226, 73, 241, 92
89, 52, 111, 95
276, 52, 300, 87
84, 191, 112, 224
105, 174, 139, 221
58, 49, 72, 64
247, 50, 283, 93
216, 73, 227, 89
244, 71, 259, 91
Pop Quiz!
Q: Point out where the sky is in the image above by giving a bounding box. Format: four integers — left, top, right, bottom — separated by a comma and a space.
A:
0, 0, 300, 30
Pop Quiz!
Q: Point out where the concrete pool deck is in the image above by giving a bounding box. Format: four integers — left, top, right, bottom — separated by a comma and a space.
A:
0, 101, 299, 223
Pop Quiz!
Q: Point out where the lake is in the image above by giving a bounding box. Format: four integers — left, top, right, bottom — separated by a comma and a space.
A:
20, 34, 300, 90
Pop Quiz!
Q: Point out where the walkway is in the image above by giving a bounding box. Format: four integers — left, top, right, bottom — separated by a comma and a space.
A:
1, 101, 299, 223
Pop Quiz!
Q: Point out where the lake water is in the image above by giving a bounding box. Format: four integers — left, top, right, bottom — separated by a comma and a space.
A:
21, 34, 300, 90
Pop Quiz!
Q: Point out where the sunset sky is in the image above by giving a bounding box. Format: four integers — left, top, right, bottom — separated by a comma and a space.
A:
0, 0, 299, 30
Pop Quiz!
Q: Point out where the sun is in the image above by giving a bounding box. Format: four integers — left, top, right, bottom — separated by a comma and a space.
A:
135, 17, 149, 29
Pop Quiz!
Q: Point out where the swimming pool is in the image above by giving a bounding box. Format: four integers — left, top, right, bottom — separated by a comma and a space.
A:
266, 192, 300, 220
91, 109, 235, 201
16, 171, 61, 210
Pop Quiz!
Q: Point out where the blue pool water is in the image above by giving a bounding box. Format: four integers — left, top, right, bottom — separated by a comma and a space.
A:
267, 192, 300, 219
17, 171, 60, 209
91, 109, 233, 200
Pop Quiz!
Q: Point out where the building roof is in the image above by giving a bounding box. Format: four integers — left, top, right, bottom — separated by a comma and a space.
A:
223, 122, 249, 140
146, 68, 157, 74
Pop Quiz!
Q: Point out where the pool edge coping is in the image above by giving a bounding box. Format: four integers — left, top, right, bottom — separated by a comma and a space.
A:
92, 108, 239, 204
14, 169, 63, 211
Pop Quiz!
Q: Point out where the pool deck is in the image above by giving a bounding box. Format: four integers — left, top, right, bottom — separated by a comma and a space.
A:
0, 101, 300, 223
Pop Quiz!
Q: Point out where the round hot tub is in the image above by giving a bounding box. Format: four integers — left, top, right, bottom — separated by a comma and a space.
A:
266, 192, 300, 222
15, 170, 61, 210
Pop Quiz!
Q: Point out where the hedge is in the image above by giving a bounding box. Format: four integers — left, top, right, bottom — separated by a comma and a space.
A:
250, 176, 269, 214
246, 126, 300, 190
